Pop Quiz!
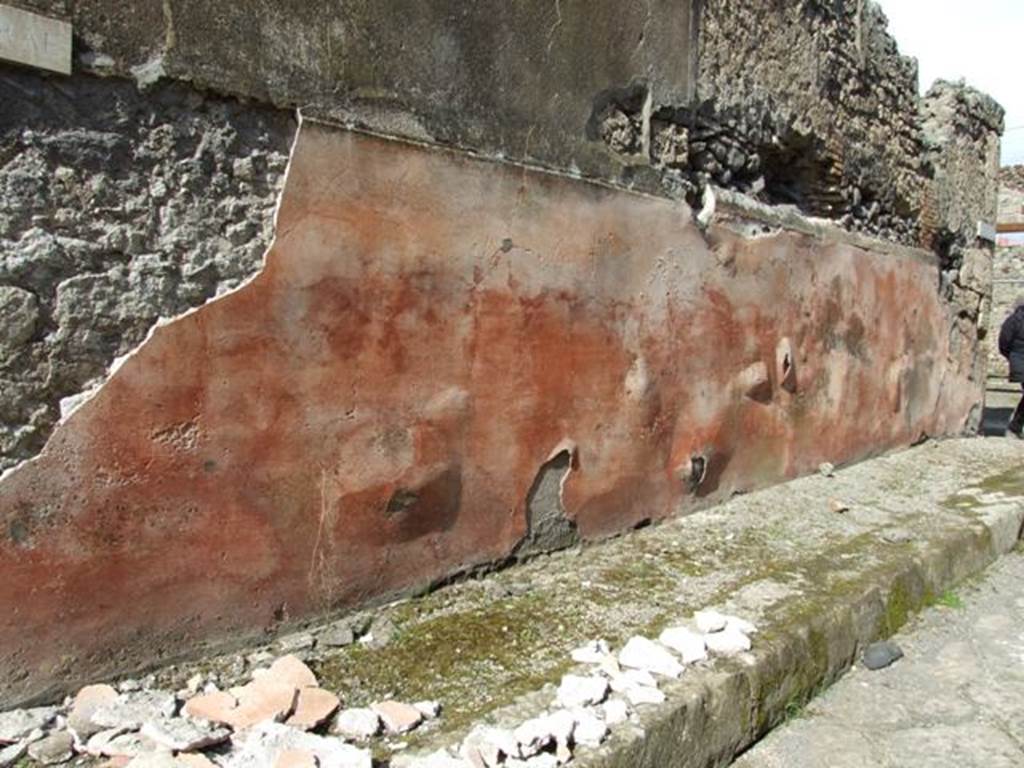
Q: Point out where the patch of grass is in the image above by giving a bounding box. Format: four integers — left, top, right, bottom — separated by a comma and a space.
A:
311, 591, 582, 740
934, 589, 963, 609
783, 697, 807, 723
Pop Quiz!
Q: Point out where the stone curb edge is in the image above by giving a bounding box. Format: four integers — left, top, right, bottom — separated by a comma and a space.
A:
577, 501, 1024, 768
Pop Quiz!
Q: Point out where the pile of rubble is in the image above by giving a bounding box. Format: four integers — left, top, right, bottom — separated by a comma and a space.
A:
0, 610, 754, 767
0, 654, 437, 768
395, 609, 757, 768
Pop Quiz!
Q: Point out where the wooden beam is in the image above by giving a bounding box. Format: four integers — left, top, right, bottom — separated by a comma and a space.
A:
997, 222, 1024, 234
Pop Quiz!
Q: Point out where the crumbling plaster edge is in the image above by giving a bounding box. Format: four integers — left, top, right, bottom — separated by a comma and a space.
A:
0, 110, 306, 485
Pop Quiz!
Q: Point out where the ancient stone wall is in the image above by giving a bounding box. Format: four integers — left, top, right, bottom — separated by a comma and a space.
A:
988, 167, 1024, 379
918, 81, 1004, 388
0, 124, 989, 704
0, 68, 293, 471
691, 0, 924, 243
0, 0, 1005, 702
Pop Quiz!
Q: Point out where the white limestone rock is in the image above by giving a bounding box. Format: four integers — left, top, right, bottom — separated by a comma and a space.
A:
225, 722, 371, 768
704, 627, 752, 657
694, 610, 728, 634
569, 640, 611, 665
555, 674, 609, 709
512, 717, 552, 758
623, 685, 666, 706
92, 691, 178, 730
0, 741, 27, 767
608, 669, 658, 693
0, 707, 58, 743
26, 731, 74, 765
571, 708, 608, 747
658, 627, 708, 664
332, 708, 382, 741
725, 615, 758, 636
618, 636, 683, 678
460, 725, 520, 767
141, 717, 230, 751
85, 728, 158, 758
601, 699, 630, 726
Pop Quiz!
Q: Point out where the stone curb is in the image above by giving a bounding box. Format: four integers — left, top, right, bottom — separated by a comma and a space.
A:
576, 499, 1024, 767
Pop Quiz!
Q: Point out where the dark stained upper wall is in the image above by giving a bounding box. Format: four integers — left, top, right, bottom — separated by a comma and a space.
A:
8, 0, 696, 186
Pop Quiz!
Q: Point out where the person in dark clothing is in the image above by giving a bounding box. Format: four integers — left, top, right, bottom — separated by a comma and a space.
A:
998, 298, 1024, 437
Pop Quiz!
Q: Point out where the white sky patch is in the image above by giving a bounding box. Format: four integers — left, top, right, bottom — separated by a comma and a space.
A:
874, 0, 1022, 166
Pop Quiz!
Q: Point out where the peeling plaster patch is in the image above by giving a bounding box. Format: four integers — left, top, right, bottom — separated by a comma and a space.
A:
513, 450, 579, 561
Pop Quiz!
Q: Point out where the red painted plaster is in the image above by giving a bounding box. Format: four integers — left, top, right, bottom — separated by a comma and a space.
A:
0, 122, 979, 702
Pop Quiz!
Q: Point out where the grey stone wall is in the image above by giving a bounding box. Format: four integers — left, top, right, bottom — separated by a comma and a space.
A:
691, 0, 925, 244
918, 81, 1004, 394
5, 0, 696, 190
0, 67, 294, 471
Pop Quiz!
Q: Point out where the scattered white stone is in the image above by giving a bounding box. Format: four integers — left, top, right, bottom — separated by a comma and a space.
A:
608, 669, 658, 693
694, 610, 728, 634
92, 691, 178, 730
414, 700, 442, 720
658, 627, 708, 664
512, 717, 553, 758
569, 639, 611, 665
619, 636, 683, 678
85, 728, 157, 758
601, 699, 630, 726
724, 615, 758, 636
226, 722, 371, 768
333, 708, 382, 741
276, 633, 316, 654
0, 707, 58, 743
623, 685, 666, 707
542, 710, 576, 753
704, 627, 752, 657
26, 731, 74, 765
141, 717, 230, 751
570, 708, 608, 747
185, 674, 205, 695
460, 725, 520, 767
556, 674, 609, 709
118, 679, 143, 693
597, 653, 621, 678
0, 741, 26, 767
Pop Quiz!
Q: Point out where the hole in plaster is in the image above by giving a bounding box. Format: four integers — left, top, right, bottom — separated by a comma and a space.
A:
689, 455, 708, 491
776, 337, 797, 393
511, 449, 580, 561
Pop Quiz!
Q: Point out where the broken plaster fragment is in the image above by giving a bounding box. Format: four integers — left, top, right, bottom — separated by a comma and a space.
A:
618, 636, 683, 678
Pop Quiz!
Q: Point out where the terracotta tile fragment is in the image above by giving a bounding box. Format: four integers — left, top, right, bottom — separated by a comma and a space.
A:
183, 690, 237, 725
285, 688, 340, 730
371, 701, 423, 734
274, 749, 319, 768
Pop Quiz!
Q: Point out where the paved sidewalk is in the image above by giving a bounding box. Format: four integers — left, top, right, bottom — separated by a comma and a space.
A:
733, 548, 1024, 768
